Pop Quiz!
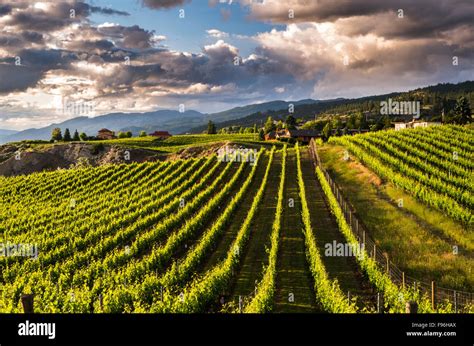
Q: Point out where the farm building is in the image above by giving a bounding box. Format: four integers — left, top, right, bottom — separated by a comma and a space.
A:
393, 121, 442, 131
149, 131, 172, 139
264, 131, 277, 141
277, 129, 320, 143
97, 128, 116, 140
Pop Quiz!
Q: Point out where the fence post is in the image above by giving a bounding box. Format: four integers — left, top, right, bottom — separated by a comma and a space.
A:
402, 272, 405, 290
385, 254, 390, 274
405, 301, 418, 313
373, 243, 376, 261
377, 293, 384, 313
431, 281, 436, 311
21, 294, 34, 313
454, 291, 457, 313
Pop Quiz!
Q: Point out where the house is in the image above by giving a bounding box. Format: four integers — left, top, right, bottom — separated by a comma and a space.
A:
149, 131, 172, 139
264, 131, 277, 141
97, 128, 116, 140
393, 121, 442, 131
278, 129, 320, 143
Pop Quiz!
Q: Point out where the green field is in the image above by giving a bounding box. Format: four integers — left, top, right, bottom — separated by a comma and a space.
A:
0, 126, 472, 313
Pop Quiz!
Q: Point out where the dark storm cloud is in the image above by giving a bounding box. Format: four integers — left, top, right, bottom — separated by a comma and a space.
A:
89, 5, 129, 16
0, 4, 12, 15
98, 25, 156, 49
245, 0, 474, 39
140, 0, 191, 10
0, 64, 45, 92
1, 1, 128, 32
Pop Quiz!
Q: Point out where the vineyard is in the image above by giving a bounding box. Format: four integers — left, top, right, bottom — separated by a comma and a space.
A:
0, 126, 472, 313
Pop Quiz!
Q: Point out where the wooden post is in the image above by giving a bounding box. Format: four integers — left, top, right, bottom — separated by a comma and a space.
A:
402, 272, 405, 290
99, 294, 103, 312
355, 219, 359, 235
405, 301, 418, 313
377, 293, 384, 313
454, 291, 457, 313
385, 254, 390, 274
373, 243, 376, 261
21, 294, 34, 313
431, 281, 436, 311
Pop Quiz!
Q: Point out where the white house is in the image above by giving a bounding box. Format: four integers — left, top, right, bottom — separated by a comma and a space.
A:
393, 121, 442, 131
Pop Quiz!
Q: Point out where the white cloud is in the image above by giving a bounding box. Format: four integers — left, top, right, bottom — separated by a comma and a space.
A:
206, 29, 229, 38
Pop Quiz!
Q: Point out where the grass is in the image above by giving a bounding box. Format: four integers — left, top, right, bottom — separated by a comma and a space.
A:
318, 143, 474, 292
226, 152, 282, 302
274, 149, 320, 312
96, 134, 261, 153
299, 148, 375, 311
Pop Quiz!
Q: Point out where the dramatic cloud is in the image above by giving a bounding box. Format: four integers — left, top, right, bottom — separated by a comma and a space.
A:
0, 0, 473, 130
140, 0, 191, 10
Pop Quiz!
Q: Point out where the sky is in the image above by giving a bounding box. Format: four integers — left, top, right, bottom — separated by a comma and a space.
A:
0, 0, 473, 130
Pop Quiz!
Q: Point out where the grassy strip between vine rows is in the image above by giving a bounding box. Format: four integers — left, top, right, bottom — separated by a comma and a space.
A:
295, 143, 357, 313
314, 165, 458, 313
244, 145, 286, 313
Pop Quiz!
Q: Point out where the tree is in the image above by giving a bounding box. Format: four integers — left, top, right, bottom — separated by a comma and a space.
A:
253, 124, 257, 133
118, 132, 127, 138
322, 122, 332, 141
383, 115, 392, 129
346, 113, 357, 129
207, 120, 217, 134
258, 128, 265, 141
276, 120, 284, 131
63, 128, 72, 141
264, 116, 276, 134
51, 128, 62, 141
453, 96, 472, 124
72, 129, 80, 141
79, 132, 88, 141
139, 131, 147, 137
286, 115, 297, 129
126, 131, 133, 138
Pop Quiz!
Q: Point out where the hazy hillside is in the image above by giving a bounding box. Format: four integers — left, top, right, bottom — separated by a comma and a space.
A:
1, 110, 204, 144
0, 99, 318, 144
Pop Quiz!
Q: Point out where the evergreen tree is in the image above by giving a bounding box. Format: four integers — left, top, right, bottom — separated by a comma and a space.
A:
253, 124, 257, 133
72, 129, 80, 141
453, 96, 472, 124
258, 128, 265, 141
286, 115, 297, 129
264, 116, 276, 134
207, 120, 217, 134
63, 128, 72, 141
126, 131, 133, 138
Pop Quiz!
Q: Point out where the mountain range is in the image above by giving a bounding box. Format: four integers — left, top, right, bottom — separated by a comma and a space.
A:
0, 99, 318, 144
1, 80, 473, 144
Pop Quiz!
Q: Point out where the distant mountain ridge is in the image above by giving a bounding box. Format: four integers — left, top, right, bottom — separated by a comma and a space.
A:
0, 99, 320, 144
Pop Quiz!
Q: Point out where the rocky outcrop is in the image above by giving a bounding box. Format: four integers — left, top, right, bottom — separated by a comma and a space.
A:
0, 143, 162, 177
